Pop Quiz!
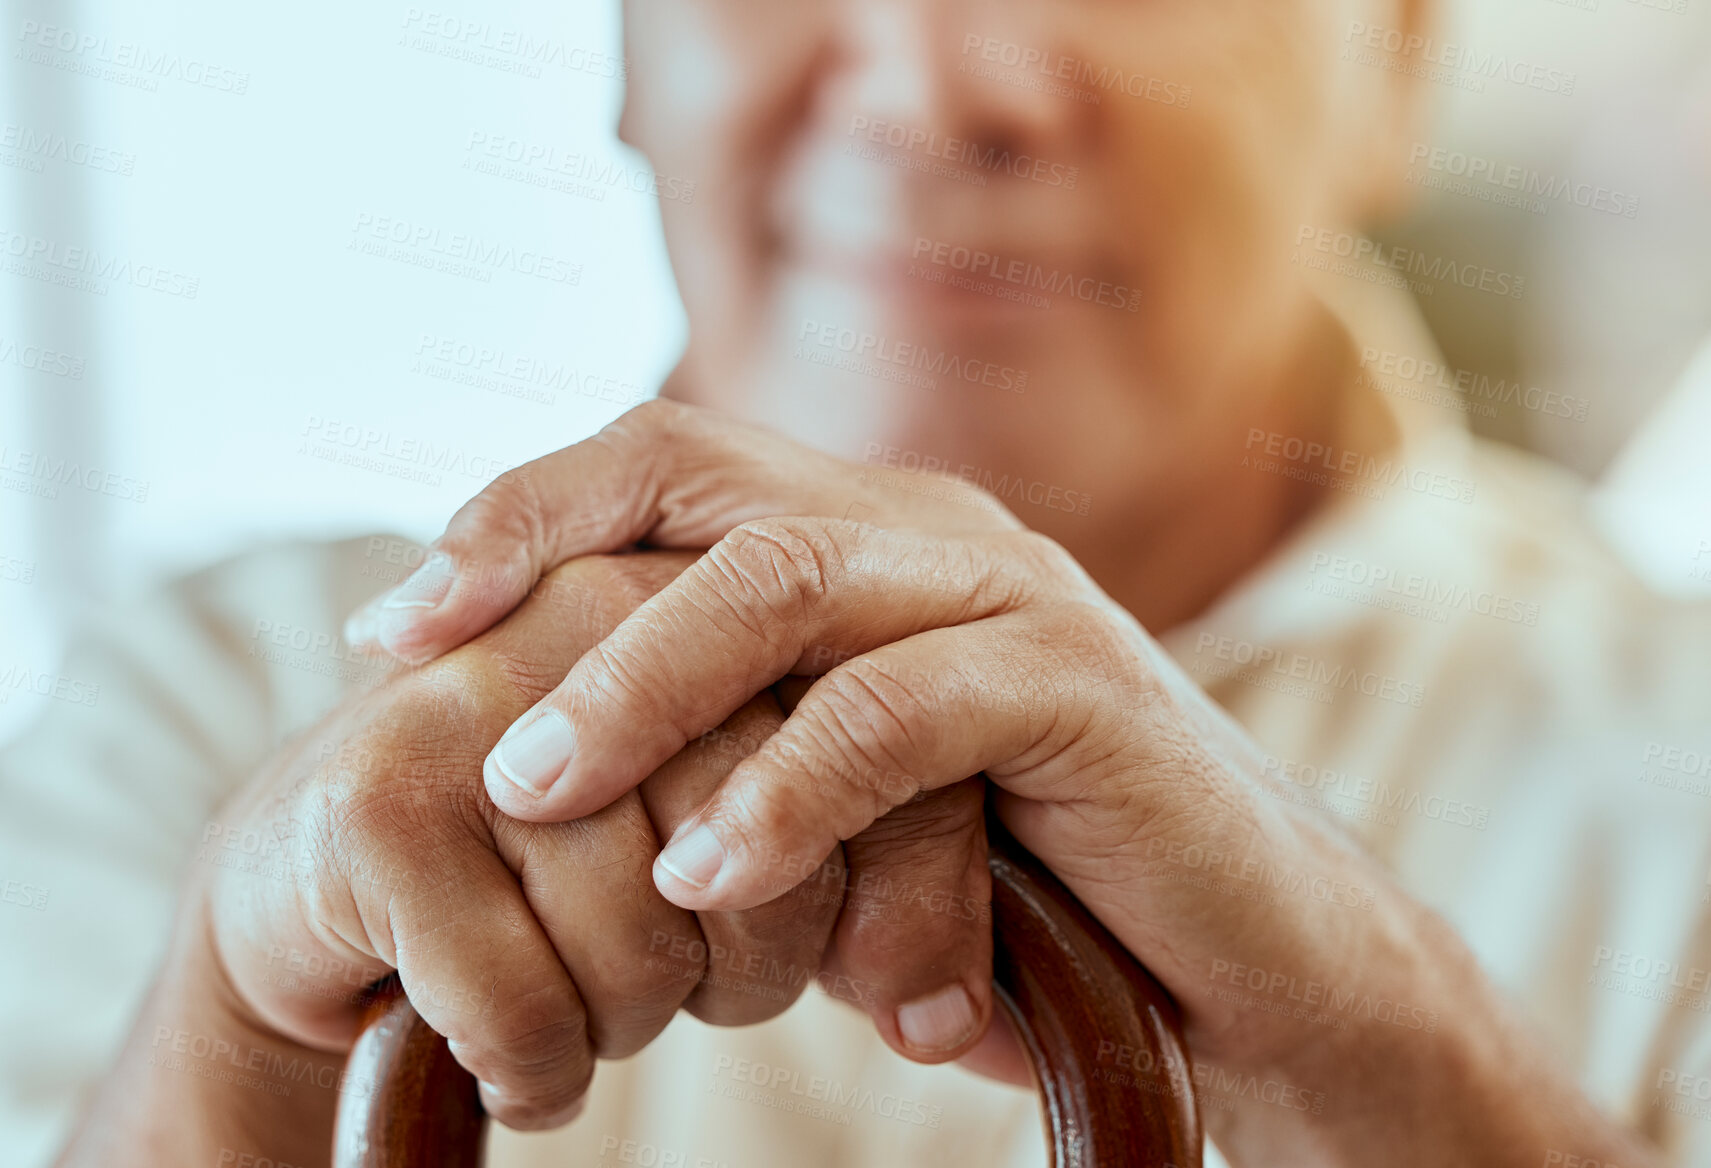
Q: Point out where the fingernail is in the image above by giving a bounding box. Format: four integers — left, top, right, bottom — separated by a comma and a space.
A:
382, 552, 457, 610
491, 712, 575, 796
896, 984, 978, 1055
658, 824, 726, 889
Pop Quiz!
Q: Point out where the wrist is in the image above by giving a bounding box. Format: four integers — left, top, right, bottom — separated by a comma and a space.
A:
1261, 907, 1657, 1168
57, 885, 347, 1168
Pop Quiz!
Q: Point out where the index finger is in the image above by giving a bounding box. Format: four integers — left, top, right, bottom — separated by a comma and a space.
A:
481, 518, 1060, 821
353, 399, 1019, 663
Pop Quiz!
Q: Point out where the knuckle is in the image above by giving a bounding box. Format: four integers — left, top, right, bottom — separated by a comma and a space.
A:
688, 902, 829, 1024
841, 794, 991, 941
691, 875, 843, 1017
838, 892, 943, 964
718, 518, 841, 615
965, 483, 1024, 529
624, 396, 687, 435
556, 554, 676, 621
804, 660, 935, 790
600, 399, 690, 462
448, 478, 549, 585
709, 776, 838, 884
1050, 601, 1148, 689
456, 992, 588, 1085
858, 783, 984, 850
582, 959, 699, 1058
1003, 530, 1093, 596
319, 726, 479, 842
403, 653, 514, 726
580, 636, 673, 723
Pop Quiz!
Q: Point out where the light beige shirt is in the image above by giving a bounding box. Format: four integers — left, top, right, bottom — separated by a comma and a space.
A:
5, 283, 1711, 1167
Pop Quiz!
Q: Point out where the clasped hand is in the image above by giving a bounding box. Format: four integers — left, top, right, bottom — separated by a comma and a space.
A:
208, 401, 1473, 1160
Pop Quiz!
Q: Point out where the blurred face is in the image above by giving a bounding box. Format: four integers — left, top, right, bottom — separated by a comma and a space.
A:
621, 0, 1419, 563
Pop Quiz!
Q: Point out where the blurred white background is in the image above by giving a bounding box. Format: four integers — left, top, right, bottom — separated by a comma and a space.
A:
1, 0, 1708, 741
1, 0, 684, 738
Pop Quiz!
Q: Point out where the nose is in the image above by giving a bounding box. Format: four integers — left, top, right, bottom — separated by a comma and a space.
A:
827, 0, 1087, 166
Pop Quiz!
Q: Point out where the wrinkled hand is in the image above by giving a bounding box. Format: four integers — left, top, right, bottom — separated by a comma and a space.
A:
197, 552, 857, 1130
345, 402, 1039, 1067
345, 401, 1467, 1117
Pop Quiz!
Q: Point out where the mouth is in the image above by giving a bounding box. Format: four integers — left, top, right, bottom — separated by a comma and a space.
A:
781, 232, 1136, 330
768, 135, 1123, 328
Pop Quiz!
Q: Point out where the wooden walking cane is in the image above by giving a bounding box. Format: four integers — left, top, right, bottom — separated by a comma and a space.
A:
332, 805, 1201, 1167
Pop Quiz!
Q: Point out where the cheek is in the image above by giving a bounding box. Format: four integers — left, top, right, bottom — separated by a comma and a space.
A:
1082, 11, 1333, 377
624, 0, 826, 189
627, 2, 830, 351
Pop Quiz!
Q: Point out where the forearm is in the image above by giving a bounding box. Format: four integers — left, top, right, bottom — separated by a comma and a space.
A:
55, 896, 345, 1168
1214, 905, 1660, 1168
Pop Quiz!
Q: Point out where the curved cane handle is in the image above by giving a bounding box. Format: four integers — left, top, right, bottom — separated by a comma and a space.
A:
333, 811, 1201, 1166
984, 808, 1201, 1166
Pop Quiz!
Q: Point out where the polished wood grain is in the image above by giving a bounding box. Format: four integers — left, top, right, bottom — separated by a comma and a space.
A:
985, 807, 1201, 1167
333, 976, 486, 1167
332, 810, 1200, 1167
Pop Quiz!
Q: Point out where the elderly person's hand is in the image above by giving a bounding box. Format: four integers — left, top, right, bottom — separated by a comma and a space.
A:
351, 400, 1661, 1168
201, 552, 861, 1126
58, 552, 869, 1167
